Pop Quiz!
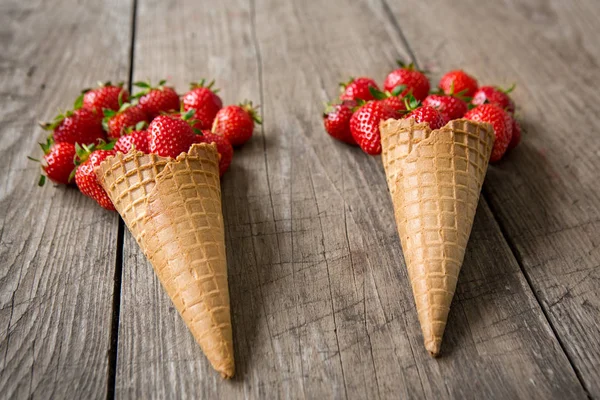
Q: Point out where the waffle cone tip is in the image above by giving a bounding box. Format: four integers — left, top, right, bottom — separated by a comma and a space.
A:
425, 339, 442, 357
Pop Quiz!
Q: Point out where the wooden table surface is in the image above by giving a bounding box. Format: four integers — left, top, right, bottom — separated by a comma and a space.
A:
1, 0, 599, 398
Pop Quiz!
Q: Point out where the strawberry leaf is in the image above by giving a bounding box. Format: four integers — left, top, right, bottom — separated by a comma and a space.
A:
134, 120, 147, 131
38, 175, 46, 187
27, 156, 40, 162
369, 86, 388, 100
390, 85, 406, 97
134, 81, 150, 88
73, 94, 84, 110
68, 167, 77, 183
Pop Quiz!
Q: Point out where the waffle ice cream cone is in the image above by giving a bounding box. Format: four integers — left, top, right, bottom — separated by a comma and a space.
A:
96, 143, 234, 378
380, 118, 494, 356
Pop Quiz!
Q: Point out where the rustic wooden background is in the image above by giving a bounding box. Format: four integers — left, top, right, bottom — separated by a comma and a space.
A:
1, 0, 599, 398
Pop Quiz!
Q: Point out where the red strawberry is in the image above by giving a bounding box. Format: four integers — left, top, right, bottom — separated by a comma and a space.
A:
340, 77, 379, 101
114, 122, 149, 153
439, 70, 479, 98
349, 101, 396, 155
323, 101, 356, 145
404, 105, 446, 130
182, 80, 223, 130
82, 82, 129, 113
212, 102, 261, 146
194, 131, 233, 177
148, 114, 197, 158
103, 104, 147, 140
381, 96, 406, 114
369, 87, 406, 114
31, 139, 77, 186
42, 106, 106, 145
508, 119, 521, 150
464, 104, 513, 162
471, 85, 516, 114
383, 61, 430, 101
133, 80, 180, 118
422, 94, 468, 121
74, 145, 116, 210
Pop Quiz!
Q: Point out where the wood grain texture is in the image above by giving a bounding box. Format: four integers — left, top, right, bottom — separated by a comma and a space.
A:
382, 0, 600, 396
115, 0, 587, 398
0, 0, 132, 398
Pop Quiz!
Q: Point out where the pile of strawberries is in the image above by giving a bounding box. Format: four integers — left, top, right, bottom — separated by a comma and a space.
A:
323, 61, 521, 162
32, 80, 261, 210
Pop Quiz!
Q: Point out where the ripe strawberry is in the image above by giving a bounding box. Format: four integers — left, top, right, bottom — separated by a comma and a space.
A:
404, 105, 446, 130
439, 70, 479, 98
383, 61, 430, 102
74, 145, 116, 210
82, 82, 129, 113
103, 104, 147, 140
340, 77, 379, 101
508, 119, 521, 151
349, 101, 396, 155
42, 106, 106, 145
194, 131, 233, 177
148, 114, 197, 157
31, 139, 77, 186
212, 102, 261, 146
323, 101, 356, 145
422, 94, 468, 121
182, 80, 223, 130
369, 87, 406, 114
471, 85, 516, 114
114, 122, 149, 153
133, 80, 180, 118
464, 104, 513, 162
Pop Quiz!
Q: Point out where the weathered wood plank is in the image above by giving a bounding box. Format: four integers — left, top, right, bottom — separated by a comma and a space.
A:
115, 0, 266, 398
116, 0, 587, 398
0, 0, 132, 398
382, 0, 600, 395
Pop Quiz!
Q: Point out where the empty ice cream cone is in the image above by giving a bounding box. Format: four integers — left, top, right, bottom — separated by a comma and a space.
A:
96, 143, 234, 378
380, 118, 494, 356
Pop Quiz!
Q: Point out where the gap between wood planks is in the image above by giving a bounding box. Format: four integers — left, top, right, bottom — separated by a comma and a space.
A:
377, 0, 590, 396
106, 1, 138, 399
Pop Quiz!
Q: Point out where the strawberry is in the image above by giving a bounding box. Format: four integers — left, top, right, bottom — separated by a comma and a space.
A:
194, 131, 233, 177
42, 104, 106, 145
422, 94, 468, 121
340, 77, 379, 101
471, 85, 516, 114
30, 139, 77, 186
439, 70, 479, 98
148, 114, 197, 157
114, 122, 149, 153
323, 100, 356, 145
133, 80, 180, 118
182, 80, 223, 130
383, 61, 430, 102
74, 144, 116, 210
369, 87, 406, 114
82, 82, 129, 113
404, 105, 446, 130
349, 101, 396, 155
464, 104, 513, 162
212, 101, 261, 146
508, 118, 521, 150
103, 103, 148, 140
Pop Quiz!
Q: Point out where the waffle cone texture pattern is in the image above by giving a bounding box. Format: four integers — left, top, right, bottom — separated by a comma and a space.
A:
96, 143, 234, 378
380, 118, 494, 356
